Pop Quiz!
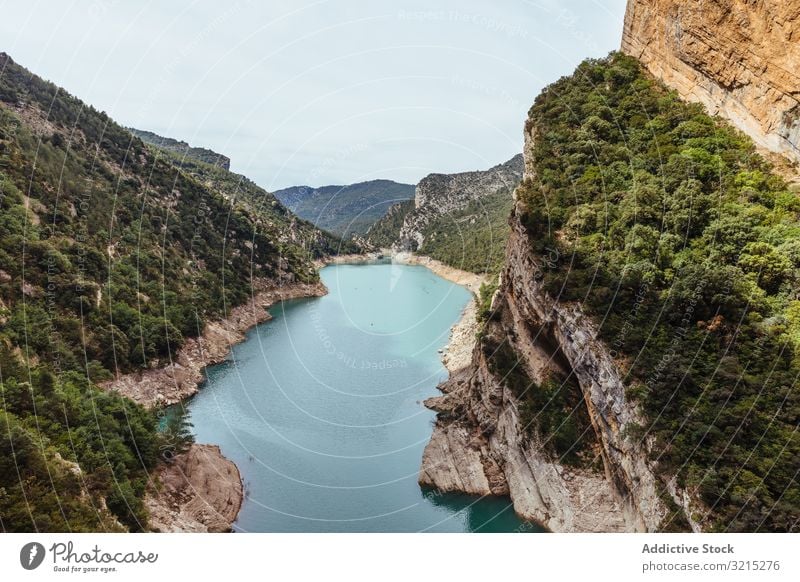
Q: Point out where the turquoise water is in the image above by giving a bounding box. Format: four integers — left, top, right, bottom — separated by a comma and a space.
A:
182, 263, 541, 532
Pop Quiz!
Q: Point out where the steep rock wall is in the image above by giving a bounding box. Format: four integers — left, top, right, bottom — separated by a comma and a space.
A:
419, 113, 678, 532
420, 205, 668, 531
622, 0, 800, 166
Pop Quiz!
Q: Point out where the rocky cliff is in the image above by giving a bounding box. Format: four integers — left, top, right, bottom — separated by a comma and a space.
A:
396, 155, 524, 251
145, 444, 243, 532
421, 37, 800, 531
419, 204, 668, 532
621, 0, 800, 168
420, 74, 676, 532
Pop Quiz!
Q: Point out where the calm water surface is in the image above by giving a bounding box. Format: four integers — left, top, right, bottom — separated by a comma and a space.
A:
182, 263, 541, 532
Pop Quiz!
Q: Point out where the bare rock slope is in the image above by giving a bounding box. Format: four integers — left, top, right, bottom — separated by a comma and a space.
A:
419, 208, 666, 532
146, 444, 243, 532
395, 155, 524, 250
622, 0, 800, 168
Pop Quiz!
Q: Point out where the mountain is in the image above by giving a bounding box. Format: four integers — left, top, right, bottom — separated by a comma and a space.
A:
366, 156, 523, 273
129, 131, 358, 260
129, 127, 231, 170
0, 52, 340, 532
273, 180, 414, 237
419, 52, 800, 532
364, 200, 414, 249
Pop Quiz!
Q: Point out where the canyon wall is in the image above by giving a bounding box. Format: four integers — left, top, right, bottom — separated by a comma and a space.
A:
622, 0, 800, 167
420, 101, 678, 532
419, 203, 668, 532
420, 0, 800, 533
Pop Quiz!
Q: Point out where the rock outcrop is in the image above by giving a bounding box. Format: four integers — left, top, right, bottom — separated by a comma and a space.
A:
104, 280, 327, 408
420, 208, 667, 531
622, 0, 800, 167
145, 444, 243, 532
396, 155, 524, 250
419, 114, 670, 532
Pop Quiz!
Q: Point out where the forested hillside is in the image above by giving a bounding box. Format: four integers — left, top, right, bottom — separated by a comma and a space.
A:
367, 157, 522, 274
0, 52, 335, 531
520, 53, 799, 530
129, 128, 231, 170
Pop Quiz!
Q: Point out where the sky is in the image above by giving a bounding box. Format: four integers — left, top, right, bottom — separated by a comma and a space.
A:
1, 0, 628, 190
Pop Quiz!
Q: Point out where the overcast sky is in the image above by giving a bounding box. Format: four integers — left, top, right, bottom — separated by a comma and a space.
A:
1, 0, 627, 190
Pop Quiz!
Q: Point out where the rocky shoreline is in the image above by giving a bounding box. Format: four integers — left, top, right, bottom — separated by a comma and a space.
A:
417, 204, 669, 532
391, 251, 491, 374
392, 251, 489, 295
144, 443, 243, 532
103, 280, 328, 408
103, 278, 327, 532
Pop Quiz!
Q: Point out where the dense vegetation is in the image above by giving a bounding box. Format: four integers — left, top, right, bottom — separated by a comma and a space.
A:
274, 180, 414, 237
419, 189, 513, 274
129, 128, 230, 170
0, 52, 333, 531
518, 52, 799, 531
364, 199, 414, 248
366, 189, 514, 275
135, 136, 356, 259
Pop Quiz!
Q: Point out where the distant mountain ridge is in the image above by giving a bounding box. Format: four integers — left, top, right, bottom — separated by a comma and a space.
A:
129, 127, 231, 170
274, 179, 414, 237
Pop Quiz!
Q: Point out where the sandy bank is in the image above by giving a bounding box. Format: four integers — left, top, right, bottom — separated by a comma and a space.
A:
392, 252, 494, 374
391, 251, 489, 294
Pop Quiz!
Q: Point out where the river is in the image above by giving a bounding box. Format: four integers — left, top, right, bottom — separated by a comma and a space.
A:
181, 262, 541, 532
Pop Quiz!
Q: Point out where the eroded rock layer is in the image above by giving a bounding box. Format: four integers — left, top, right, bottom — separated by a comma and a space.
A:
622, 0, 800, 165
146, 444, 243, 532
420, 206, 667, 532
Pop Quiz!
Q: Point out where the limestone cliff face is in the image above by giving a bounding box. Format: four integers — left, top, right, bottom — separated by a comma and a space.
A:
622, 0, 800, 167
420, 206, 669, 531
396, 155, 524, 250
420, 120, 679, 533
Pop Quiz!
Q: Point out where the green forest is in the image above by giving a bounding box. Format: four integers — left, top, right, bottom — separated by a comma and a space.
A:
0, 52, 337, 531
518, 52, 799, 531
366, 191, 514, 275
419, 188, 514, 274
